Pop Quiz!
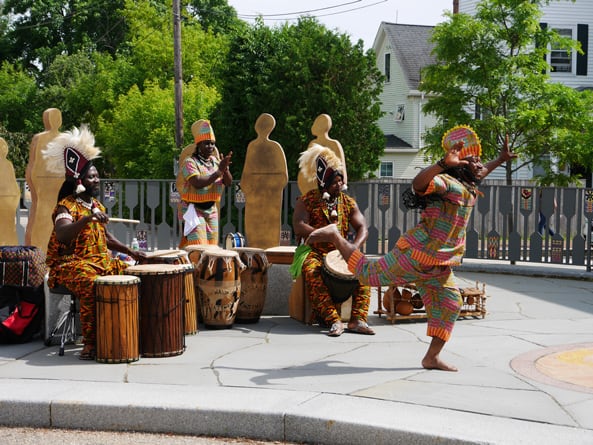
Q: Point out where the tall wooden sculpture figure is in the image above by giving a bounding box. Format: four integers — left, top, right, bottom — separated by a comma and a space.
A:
241, 113, 288, 249
297, 114, 348, 194
0, 137, 20, 245
25, 108, 64, 253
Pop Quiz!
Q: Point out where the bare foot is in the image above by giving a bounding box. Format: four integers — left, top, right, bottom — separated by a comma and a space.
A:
422, 356, 458, 372
306, 223, 339, 245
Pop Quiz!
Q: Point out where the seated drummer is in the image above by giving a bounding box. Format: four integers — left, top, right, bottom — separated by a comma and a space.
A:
43, 125, 146, 360
292, 144, 374, 337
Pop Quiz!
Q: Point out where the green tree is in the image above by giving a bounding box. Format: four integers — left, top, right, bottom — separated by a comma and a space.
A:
1, 0, 127, 74
98, 78, 219, 179
213, 17, 384, 181
420, 0, 592, 186
187, 0, 246, 36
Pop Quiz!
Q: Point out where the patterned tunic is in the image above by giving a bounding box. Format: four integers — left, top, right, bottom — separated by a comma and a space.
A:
346, 174, 477, 341
178, 155, 224, 247
46, 196, 128, 345
300, 189, 371, 326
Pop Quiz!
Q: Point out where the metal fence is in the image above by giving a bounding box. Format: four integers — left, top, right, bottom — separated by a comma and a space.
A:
15, 179, 593, 271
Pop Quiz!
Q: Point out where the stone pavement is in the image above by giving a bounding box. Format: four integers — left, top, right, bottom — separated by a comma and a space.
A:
1, 261, 593, 444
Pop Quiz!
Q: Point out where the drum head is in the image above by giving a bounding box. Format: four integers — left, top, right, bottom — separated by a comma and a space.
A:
95, 275, 140, 284
202, 249, 239, 259
323, 250, 353, 279
184, 244, 222, 253
126, 264, 185, 275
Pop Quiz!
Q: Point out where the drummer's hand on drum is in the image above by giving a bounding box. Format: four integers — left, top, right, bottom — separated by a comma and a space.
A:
129, 250, 147, 262
305, 223, 340, 245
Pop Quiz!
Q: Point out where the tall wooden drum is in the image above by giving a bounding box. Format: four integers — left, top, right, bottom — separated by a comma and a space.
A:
126, 264, 185, 357
95, 275, 140, 364
232, 247, 270, 323
196, 249, 244, 329
144, 249, 197, 335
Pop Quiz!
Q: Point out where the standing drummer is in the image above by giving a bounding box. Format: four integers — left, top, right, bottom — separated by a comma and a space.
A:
292, 144, 374, 337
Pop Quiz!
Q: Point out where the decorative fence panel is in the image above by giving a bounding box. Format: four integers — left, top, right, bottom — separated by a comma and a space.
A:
15, 179, 593, 271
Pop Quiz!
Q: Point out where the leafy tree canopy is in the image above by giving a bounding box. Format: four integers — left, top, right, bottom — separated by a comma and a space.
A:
213, 16, 384, 182
420, 0, 592, 186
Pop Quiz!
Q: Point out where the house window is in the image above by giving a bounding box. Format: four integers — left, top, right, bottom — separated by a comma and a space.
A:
384, 53, 391, 82
549, 27, 574, 73
394, 104, 405, 122
380, 162, 393, 178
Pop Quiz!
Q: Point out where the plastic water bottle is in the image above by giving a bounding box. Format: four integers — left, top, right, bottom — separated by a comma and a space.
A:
131, 237, 139, 251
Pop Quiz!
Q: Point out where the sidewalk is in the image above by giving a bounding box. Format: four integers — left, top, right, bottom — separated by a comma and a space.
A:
1, 265, 593, 444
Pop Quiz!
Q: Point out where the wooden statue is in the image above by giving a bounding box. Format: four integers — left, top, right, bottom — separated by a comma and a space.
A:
297, 114, 348, 194
25, 108, 64, 253
0, 137, 20, 245
240, 113, 288, 249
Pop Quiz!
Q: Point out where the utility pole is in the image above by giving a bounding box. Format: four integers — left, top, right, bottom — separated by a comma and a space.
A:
173, 0, 183, 149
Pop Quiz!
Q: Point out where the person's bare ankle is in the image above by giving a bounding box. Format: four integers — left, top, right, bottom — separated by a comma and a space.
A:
422, 356, 458, 372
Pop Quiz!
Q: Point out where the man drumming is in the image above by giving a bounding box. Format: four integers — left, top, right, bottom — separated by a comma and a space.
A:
292, 144, 374, 337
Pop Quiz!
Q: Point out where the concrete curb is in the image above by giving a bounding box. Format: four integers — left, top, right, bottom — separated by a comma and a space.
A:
0, 379, 592, 445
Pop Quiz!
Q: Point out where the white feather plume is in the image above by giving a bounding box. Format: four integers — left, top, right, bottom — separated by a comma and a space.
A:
42, 124, 101, 175
298, 143, 343, 184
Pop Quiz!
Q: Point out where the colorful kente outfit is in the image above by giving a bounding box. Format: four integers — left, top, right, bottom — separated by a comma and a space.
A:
346, 174, 477, 342
46, 196, 128, 346
300, 189, 371, 326
178, 155, 224, 247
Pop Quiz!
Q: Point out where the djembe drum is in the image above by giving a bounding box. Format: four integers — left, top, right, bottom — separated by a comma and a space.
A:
126, 264, 185, 357
232, 247, 270, 323
321, 250, 359, 304
184, 244, 222, 323
95, 275, 140, 363
195, 249, 244, 329
143, 250, 197, 335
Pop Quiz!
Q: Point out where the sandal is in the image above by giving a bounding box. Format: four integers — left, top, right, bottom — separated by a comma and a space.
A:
346, 320, 375, 335
79, 346, 96, 361
327, 322, 344, 337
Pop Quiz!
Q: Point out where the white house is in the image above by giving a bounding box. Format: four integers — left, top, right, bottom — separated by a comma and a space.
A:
372, 23, 437, 180
373, 0, 593, 182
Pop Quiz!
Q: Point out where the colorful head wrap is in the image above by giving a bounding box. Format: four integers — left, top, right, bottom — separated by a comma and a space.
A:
194, 119, 216, 144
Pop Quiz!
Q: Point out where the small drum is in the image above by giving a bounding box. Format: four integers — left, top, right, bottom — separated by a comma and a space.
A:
196, 249, 245, 329
126, 264, 185, 357
321, 250, 359, 304
232, 247, 270, 323
143, 249, 190, 265
225, 232, 246, 249
95, 275, 140, 364
264, 246, 296, 265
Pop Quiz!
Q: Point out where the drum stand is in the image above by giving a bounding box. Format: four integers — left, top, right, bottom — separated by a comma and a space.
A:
44, 286, 79, 356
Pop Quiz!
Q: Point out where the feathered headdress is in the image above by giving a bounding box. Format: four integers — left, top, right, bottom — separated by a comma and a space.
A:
42, 124, 101, 194
298, 143, 344, 190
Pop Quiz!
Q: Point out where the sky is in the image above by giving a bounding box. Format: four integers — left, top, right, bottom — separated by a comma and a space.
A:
226, 0, 451, 49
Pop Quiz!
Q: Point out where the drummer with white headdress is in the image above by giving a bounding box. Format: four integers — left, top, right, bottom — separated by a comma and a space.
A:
292, 144, 374, 337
